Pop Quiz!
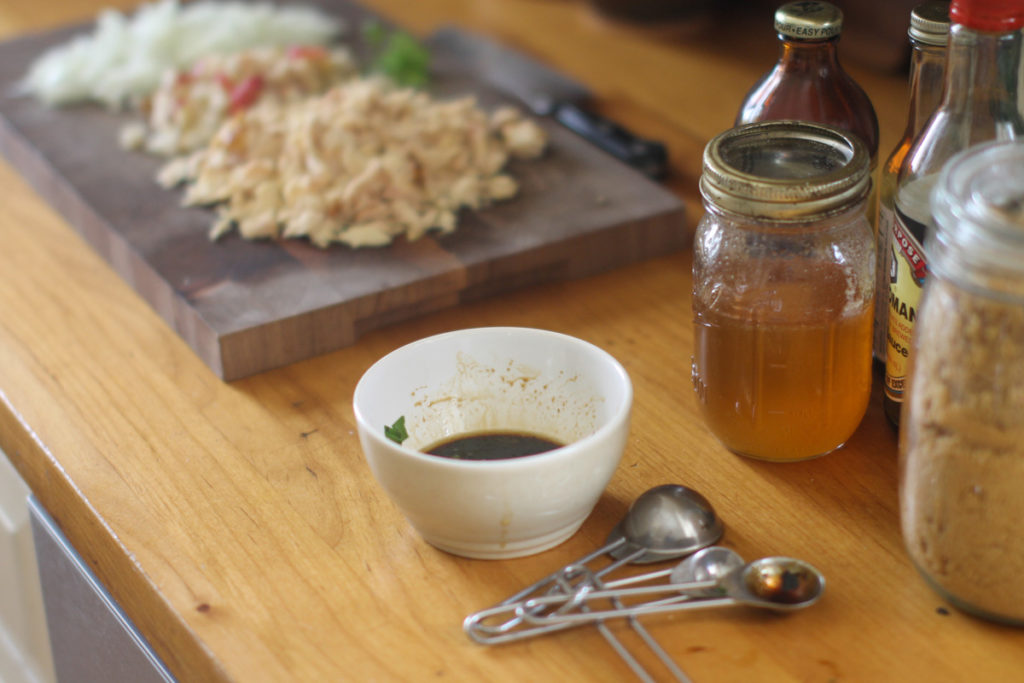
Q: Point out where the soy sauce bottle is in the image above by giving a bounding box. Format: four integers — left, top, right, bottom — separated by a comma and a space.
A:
872, 2, 950, 368
737, 1, 880, 181
883, 0, 1024, 426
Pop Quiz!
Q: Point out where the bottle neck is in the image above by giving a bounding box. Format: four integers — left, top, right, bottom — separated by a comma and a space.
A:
902, 22, 1024, 181
778, 37, 841, 67
905, 41, 948, 138
939, 23, 1023, 119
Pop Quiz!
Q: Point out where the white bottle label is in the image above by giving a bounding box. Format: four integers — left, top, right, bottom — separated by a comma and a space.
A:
873, 204, 896, 363
885, 215, 928, 402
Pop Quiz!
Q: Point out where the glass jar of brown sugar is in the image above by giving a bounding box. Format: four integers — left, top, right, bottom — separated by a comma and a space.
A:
899, 140, 1024, 625
692, 120, 874, 462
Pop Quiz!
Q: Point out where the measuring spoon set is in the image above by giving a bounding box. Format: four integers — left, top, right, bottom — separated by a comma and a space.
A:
462, 485, 825, 682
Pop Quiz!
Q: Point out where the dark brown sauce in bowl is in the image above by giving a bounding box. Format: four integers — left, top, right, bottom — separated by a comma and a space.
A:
424, 431, 564, 460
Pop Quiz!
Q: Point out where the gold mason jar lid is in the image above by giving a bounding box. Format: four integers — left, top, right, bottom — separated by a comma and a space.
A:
700, 120, 870, 221
909, 1, 951, 46
774, 1, 843, 40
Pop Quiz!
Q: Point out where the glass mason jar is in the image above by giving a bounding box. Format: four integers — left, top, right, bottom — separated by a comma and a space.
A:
692, 121, 875, 462
899, 140, 1024, 625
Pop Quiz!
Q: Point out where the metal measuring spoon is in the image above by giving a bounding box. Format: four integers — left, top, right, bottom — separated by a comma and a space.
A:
607, 485, 724, 564
670, 546, 746, 596
577, 545, 744, 683
464, 484, 725, 639
518, 555, 825, 625
464, 546, 742, 683
505, 546, 746, 615
465, 488, 724, 683
592, 545, 746, 595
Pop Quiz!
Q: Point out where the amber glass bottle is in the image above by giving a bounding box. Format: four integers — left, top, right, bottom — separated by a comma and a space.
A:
736, 1, 879, 169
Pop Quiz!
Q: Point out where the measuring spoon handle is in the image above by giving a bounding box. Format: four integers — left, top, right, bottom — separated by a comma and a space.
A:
520, 595, 739, 625
465, 593, 695, 644
519, 577, 721, 612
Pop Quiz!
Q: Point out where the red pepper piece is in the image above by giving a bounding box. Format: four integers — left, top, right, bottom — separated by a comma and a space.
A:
228, 75, 264, 113
286, 45, 328, 61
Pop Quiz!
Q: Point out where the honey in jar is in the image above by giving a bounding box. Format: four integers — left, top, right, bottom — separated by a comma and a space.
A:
692, 121, 874, 462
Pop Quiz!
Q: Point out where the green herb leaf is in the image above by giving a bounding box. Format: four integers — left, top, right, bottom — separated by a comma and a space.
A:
384, 415, 409, 444
363, 19, 388, 48
362, 20, 431, 88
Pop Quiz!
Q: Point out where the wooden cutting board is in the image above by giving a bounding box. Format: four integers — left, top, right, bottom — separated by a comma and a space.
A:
0, 1, 686, 380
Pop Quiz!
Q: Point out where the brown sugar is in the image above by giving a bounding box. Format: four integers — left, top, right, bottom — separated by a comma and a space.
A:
900, 275, 1024, 622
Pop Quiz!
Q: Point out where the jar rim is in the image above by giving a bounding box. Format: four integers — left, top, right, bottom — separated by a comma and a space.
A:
700, 120, 870, 221
932, 140, 1024, 262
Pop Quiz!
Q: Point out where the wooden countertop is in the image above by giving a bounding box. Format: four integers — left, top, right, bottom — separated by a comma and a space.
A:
2, 1, 1022, 681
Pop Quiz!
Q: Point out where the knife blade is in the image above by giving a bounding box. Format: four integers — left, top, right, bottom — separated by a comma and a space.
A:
425, 26, 669, 180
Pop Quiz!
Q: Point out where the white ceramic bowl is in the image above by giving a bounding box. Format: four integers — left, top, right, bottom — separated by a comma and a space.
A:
353, 327, 632, 559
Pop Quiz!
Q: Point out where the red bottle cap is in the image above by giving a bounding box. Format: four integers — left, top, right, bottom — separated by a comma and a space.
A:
951, 0, 1024, 31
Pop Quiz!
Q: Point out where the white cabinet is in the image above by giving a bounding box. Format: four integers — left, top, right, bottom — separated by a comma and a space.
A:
29, 498, 175, 683
1, 449, 175, 683
0, 451, 55, 683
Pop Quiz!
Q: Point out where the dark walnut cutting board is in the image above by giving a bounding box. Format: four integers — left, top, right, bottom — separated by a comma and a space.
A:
0, 1, 686, 380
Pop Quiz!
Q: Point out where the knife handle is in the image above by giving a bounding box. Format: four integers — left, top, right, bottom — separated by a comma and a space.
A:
553, 103, 669, 180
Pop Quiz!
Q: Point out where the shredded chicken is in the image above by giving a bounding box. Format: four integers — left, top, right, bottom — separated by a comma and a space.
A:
159, 77, 548, 248
122, 45, 357, 156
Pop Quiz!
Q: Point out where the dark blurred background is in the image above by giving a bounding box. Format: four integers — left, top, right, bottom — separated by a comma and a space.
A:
584, 0, 921, 73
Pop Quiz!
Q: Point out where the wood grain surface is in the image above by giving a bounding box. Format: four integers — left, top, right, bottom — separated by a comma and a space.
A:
1, 1, 1023, 682
0, 0, 685, 380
